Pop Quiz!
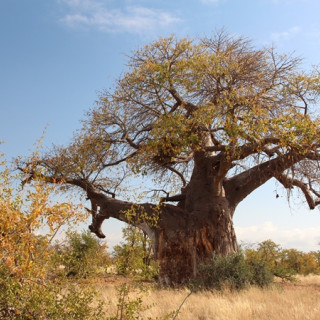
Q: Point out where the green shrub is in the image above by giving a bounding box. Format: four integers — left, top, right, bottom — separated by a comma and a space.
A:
190, 251, 273, 291
246, 254, 274, 287
0, 276, 105, 319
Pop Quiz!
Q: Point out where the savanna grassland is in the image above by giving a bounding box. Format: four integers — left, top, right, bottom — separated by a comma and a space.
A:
97, 275, 320, 320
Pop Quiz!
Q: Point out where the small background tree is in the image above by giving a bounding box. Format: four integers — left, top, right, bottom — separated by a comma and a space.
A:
245, 240, 295, 281
113, 225, 158, 280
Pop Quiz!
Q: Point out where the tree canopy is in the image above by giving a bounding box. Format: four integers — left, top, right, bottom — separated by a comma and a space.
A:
30, 32, 320, 207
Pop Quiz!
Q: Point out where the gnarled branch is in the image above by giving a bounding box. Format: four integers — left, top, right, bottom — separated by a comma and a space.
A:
224, 152, 303, 206
276, 173, 320, 210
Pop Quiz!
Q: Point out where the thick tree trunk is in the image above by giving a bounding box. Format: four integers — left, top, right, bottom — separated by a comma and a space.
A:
154, 199, 238, 285
153, 152, 238, 285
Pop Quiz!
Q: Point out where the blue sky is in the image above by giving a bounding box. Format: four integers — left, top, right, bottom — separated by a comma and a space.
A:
1, 0, 320, 251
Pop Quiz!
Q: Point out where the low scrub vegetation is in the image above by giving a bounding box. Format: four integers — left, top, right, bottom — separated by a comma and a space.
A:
245, 240, 320, 280
190, 252, 274, 291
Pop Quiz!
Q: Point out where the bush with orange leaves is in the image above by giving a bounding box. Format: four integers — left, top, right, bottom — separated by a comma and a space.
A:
0, 151, 105, 319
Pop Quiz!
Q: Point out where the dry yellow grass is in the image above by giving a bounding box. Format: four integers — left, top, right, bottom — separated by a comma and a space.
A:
96, 275, 320, 319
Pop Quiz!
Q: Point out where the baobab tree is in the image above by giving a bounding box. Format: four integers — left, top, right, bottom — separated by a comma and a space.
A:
22, 31, 320, 285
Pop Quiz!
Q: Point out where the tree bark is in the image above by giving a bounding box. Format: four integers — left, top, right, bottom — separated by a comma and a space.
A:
154, 202, 237, 285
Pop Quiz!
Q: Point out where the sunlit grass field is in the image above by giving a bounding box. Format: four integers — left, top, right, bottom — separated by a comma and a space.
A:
96, 275, 320, 319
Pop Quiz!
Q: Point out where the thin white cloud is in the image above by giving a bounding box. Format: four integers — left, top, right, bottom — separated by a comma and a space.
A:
236, 221, 320, 252
271, 26, 301, 42
58, 0, 181, 34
